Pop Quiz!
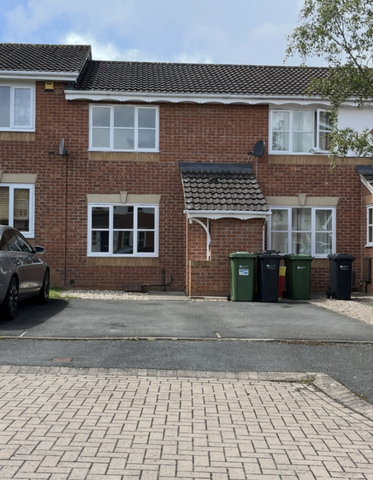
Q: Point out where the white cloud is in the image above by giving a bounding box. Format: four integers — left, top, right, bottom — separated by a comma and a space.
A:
62, 32, 145, 61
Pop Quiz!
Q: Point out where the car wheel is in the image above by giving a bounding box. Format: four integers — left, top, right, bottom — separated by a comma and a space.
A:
38, 270, 50, 303
2, 277, 19, 320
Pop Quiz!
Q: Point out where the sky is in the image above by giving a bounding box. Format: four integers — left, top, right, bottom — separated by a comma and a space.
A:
0, 0, 320, 66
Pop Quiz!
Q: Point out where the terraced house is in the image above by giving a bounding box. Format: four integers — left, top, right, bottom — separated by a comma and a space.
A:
0, 43, 372, 297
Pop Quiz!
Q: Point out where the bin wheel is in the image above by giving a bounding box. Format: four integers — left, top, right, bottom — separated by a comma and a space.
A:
326, 289, 330, 299
227, 293, 231, 301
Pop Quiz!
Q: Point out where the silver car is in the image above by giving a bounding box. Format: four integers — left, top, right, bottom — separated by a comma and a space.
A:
0, 226, 49, 320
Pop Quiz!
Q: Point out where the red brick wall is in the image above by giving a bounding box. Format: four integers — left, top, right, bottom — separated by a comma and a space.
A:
0, 82, 369, 296
187, 218, 264, 296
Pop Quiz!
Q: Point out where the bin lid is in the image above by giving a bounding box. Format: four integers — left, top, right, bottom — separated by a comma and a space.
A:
328, 253, 355, 261
257, 252, 282, 259
228, 252, 257, 258
284, 254, 314, 261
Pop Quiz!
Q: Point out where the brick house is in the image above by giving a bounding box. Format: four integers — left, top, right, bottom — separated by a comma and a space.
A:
0, 43, 372, 297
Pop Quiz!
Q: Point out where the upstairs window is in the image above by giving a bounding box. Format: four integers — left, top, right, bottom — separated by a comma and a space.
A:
0, 184, 35, 237
268, 206, 335, 257
90, 105, 159, 152
270, 109, 332, 154
0, 84, 35, 131
368, 206, 373, 247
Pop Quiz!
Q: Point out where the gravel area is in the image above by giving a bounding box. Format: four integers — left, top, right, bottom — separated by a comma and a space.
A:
60, 289, 373, 326
308, 293, 373, 326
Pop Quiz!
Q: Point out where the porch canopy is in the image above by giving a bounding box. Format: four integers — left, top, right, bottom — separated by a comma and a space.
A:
179, 162, 270, 259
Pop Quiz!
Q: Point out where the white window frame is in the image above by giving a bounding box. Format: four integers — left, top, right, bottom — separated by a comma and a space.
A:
268, 206, 336, 257
89, 105, 159, 152
269, 108, 331, 154
367, 205, 373, 247
87, 203, 159, 257
0, 184, 35, 237
0, 83, 35, 131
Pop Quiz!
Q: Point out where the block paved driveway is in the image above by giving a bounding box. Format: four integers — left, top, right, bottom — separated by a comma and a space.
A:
1, 367, 373, 480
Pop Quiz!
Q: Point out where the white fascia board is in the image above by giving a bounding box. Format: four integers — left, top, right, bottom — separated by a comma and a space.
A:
360, 175, 373, 195
65, 89, 338, 106
185, 210, 271, 221
0, 71, 79, 82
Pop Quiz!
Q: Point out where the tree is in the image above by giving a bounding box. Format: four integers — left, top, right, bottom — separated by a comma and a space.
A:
286, 0, 373, 169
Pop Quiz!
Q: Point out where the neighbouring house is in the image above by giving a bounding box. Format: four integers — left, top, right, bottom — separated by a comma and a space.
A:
0, 43, 372, 296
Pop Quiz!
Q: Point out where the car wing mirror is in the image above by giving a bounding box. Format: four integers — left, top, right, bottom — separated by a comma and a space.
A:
34, 246, 46, 254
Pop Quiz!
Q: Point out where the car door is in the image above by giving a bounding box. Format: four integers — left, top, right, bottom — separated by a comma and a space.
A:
14, 231, 45, 295
3, 228, 41, 298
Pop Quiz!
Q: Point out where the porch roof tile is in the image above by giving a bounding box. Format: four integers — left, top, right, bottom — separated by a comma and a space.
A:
179, 162, 268, 212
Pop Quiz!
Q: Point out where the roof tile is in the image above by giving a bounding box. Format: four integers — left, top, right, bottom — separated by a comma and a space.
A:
179, 163, 268, 212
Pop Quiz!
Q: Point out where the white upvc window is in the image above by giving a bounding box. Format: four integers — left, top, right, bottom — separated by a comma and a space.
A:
270, 109, 331, 154
89, 105, 159, 152
367, 205, 373, 247
0, 184, 35, 237
0, 84, 35, 131
88, 203, 159, 257
268, 206, 336, 257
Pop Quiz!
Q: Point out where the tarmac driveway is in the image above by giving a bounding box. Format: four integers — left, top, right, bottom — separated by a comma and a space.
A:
1, 296, 373, 342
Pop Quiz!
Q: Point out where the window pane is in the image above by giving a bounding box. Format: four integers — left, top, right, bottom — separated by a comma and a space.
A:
114, 206, 133, 229
92, 107, 110, 127
271, 209, 288, 230
271, 232, 288, 253
138, 129, 155, 149
139, 109, 155, 128
92, 207, 109, 229
0, 87, 10, 127
13, 189, 29, 232
369, 208, 373, 225
15, 233, 33, 253
319, 111, 332, 130
272, 111, 289, 131
114, 129, 134, 149
316, 210, 332, 231
14, 88, 31, 126
292, 208, 311, 231
316, 233, 332, 254
114, 107, 134, 127
4, 229, 21, 251
92, 128, 110, 148
292, 232, 311, 254
319, 132, 331, 151
138, 207, 155, 229
369, 226, 372, 244
91, 231, 109, 252
138, 231, 154, 252
272, 132, 289, 151
0, 187, 9, 225
113, 231, 133, 254
293, 132, 313, 152
293, 111, 313, 131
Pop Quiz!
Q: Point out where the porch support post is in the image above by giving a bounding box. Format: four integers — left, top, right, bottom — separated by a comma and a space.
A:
189, 218, 211, 260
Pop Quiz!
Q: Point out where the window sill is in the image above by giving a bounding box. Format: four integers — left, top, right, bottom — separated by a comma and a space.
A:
88, 151, 160, 162
87, 256, 159, 267
365, 244, 373, 248
0, 131, 35, 141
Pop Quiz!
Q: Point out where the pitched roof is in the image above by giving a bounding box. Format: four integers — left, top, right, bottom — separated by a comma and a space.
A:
73, 61, 327, 97
356, 165, 373, 188
0, 43, 91, 73
179, 163, 268, 212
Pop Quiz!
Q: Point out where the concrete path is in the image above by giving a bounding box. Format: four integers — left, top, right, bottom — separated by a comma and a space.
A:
1, 366, 373, 480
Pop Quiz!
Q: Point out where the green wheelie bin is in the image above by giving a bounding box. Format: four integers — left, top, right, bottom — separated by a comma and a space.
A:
283, 254, 313, 300
229, 252, 257, 301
